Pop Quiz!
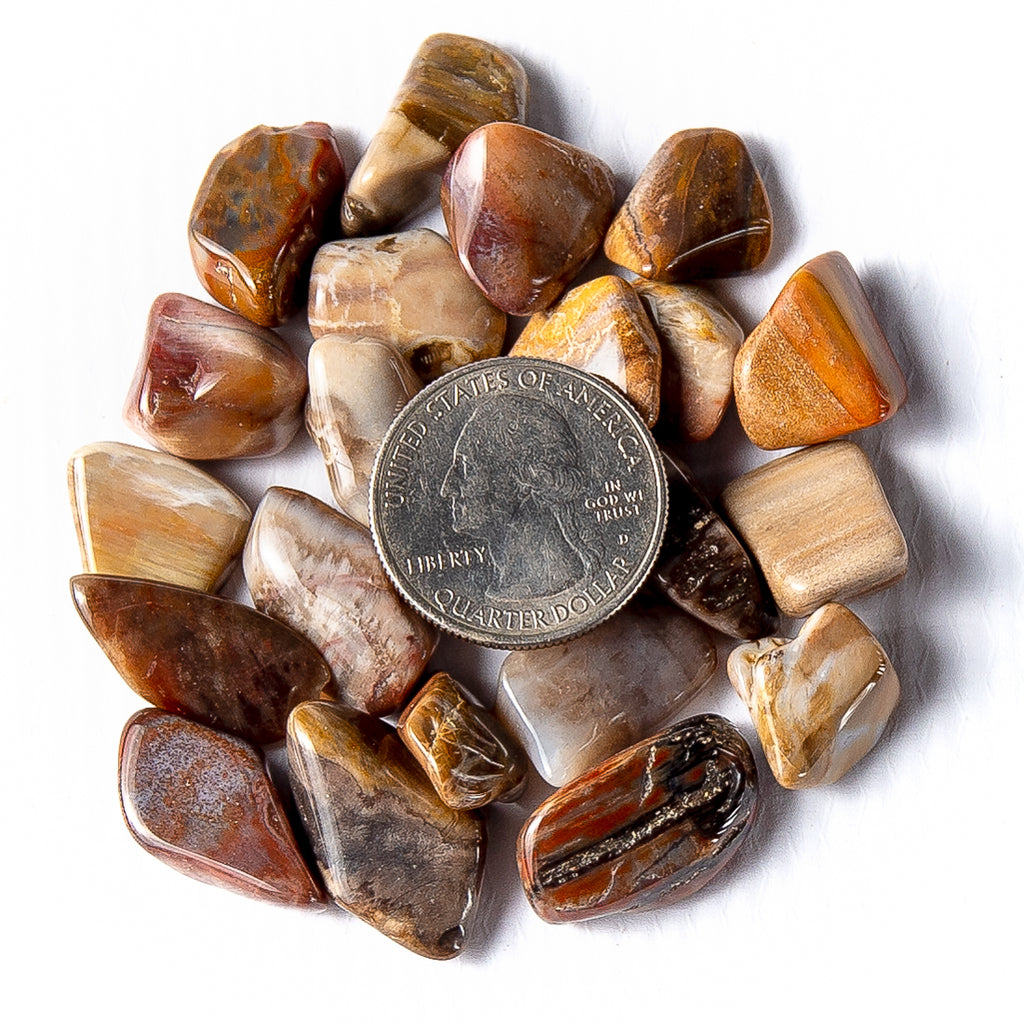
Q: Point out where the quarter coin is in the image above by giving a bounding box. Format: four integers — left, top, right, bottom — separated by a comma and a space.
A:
369, 357, 668, 648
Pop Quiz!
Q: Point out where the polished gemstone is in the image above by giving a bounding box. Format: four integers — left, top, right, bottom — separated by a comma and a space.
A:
604, 128, 772, 280
119, 709, 325, 907
306, 334, 422, 525
720, 441, 908, 617
68, 441, 250, 592
510, 275, 662, 427
308, 229, 505, 381
441, 122, 615, 315
342, 33, 527, 236
496, 596, 716, 786
633, 281, 743, 441
71, 575, 331, 745
653, 449, 776, 639
243, 487, 437, 716
124, 292, 307, 459
189, 122, 345, 327
728, 604, 899, 788
733, 251, 907, 449
518, 714, 758, 923
287, 701, 485, 959
397, 672, 527, 809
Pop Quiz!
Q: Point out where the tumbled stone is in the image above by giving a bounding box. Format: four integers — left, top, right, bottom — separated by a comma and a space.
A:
510, 276, 662, 427
604, 128, 771, 280
518, 714, 758, 923
653, 450, 776, 639
728, 604, 899, 788
496, 596, 717, 786
441, 122, 616, 315
733, 251, 907, 449
243, 487, 437, 716
720, 441, 908, 618
397, 672, 527, 809
71, 575, 331, 745
306, 334, 422, 525
123, 293, 307, 459
119, 709, 325, 907
68, 441, 250, 592
287, 701, 485, 959
633, 281, 743, 441
342, 33, 528, 236
189, 122, 345, 327
308, 229, 505, 380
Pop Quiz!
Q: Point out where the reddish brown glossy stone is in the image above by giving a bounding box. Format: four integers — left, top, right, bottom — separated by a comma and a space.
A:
441, 122, 615, 315
287, 701, 486, 959
397, 672, 527, 809
604, 128, 771, 281
189, 123, 345, 327
518, 714, 758, 923
124, 293, 308, 459
119, 709, 325, 907
71, 575, 331, 745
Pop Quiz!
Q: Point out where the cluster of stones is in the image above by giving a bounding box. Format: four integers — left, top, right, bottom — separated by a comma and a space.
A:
68, 32, 909, 958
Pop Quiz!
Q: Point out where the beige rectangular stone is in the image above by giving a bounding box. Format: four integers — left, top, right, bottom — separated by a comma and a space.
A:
720, 441, 907, 617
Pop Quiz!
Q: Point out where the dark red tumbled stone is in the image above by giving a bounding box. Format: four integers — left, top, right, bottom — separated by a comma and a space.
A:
188, 122, 346, 327
71, 574, 331, 745
440, 122, 615, 315
517, 714, 758, 923
119, 709, 325, 907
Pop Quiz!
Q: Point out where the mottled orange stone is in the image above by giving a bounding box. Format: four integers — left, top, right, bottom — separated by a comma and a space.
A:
604, 128, 771, 281
733, 251, 907, 449
510, 276, 662, 427
189, 123, 345, 327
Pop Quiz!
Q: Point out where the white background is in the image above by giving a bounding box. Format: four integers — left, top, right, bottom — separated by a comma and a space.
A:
4, 2, 1022, 1020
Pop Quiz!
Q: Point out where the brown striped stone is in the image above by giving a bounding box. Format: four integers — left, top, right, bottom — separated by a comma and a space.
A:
119, 709, 325, 907
71, 575, 331, 745
518, 715, 758, 923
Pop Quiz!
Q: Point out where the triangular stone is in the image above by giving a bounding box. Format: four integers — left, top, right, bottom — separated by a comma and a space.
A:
120, 709, 325, 907
287, 701, 485, 959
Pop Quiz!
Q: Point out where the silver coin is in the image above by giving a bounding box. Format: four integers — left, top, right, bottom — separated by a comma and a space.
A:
369, 357, 668, 648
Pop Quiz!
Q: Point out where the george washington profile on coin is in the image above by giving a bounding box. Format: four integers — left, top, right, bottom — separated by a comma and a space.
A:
440, 395, 604, 599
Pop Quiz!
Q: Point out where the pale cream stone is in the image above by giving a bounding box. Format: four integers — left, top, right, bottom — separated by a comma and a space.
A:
67, 441, 250, 591
495, 597, 716, 786
243, 487, 438, 717
306, 334, 421, 527
720, 441, 907, 617
632, 281, 743, 440
307, 228, 506, 381
728, 603, 899, 788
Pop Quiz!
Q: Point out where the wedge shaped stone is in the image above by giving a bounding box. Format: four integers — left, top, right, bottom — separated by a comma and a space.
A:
287, 701, 485, 959
243, 487, 437, 716
495, 596, 717, 786
308, 229, 505, 381
604, 128, 772, 280
123, 293, 307, 459
189, 122, 345, 326
397, 672, 527, 809
342, 33, 527, 236
441, 123, 615, 314
119, 709, 325, 907
71, 575, 331, 745
306, 334, 422, 525
653, 450, 776, 639
728, 603, 899, 788
518, 714, 758, 923
633, 281, 743, 441
68, 441, 250, 592
734, 251, 907, 449
510, 276, 662, 427
720, 441, 908, 617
